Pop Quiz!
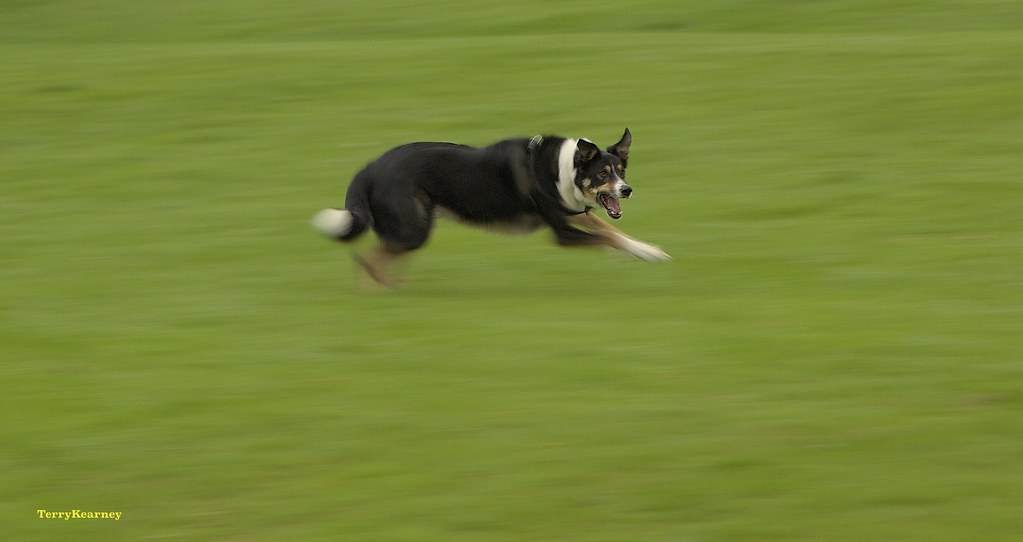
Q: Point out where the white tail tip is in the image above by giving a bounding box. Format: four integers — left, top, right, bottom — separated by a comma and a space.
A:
312, 208, 353, 238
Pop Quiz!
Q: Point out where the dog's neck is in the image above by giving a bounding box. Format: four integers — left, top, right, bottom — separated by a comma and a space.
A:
556, 138, 588, 213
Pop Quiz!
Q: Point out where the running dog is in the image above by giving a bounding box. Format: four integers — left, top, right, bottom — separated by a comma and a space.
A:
313, 128, 670, 286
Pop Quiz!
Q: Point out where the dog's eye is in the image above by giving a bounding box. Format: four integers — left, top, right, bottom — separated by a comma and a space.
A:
597, 171, 608, 180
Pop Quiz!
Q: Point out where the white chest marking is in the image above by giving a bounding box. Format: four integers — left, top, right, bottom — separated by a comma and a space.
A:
556, 138, 586, 213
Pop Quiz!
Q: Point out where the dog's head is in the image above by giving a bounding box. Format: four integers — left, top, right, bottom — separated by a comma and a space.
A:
574, 128, 632, 219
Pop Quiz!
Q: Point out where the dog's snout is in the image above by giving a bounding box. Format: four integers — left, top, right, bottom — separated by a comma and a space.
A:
620, 184, 633, 198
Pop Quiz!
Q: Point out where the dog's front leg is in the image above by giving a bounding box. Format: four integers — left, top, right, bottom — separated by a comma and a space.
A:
568, 213, 671, 262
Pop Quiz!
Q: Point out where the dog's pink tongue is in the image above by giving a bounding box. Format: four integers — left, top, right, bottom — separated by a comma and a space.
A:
604, 197, 622, 219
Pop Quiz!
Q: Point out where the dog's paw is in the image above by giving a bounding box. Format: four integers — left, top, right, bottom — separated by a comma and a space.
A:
622, 239, 671, 262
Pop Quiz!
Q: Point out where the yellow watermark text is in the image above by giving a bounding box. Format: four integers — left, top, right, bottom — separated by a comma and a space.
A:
37, 509, 122, 521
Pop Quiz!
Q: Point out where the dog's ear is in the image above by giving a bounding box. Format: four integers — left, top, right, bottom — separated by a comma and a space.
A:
575, 139, 601, 165
607, 127, 631, 163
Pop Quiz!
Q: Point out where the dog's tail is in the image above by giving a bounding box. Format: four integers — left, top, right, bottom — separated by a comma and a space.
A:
312, 172, 373, 242
312, 208, 358, 239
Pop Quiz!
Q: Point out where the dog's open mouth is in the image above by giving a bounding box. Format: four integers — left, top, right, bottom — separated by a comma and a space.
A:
598, 193, 622, 219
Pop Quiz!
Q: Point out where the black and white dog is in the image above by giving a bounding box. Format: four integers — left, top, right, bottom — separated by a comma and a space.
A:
313, 129, 670, 285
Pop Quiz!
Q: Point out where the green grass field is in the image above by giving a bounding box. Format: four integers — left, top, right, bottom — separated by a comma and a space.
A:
3, 1, 1022, 540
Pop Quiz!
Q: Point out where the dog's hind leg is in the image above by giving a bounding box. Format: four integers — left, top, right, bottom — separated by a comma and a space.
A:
357, 189, 435, 288
354, 248, 407, 289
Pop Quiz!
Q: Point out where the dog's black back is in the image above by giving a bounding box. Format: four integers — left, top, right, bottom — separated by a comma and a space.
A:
369, 140, 534, 222
338, 137, 575, 252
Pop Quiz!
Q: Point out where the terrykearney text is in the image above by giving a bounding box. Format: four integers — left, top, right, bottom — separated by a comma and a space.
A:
38, 509, 122, 521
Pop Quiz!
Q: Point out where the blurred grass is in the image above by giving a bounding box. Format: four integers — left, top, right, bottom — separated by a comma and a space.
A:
2, 1, 1023, 540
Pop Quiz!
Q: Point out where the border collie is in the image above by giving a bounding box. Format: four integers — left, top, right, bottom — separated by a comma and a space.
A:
313, 129, 670, 286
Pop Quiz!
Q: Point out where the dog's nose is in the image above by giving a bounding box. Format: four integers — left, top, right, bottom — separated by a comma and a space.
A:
620, 184, 633, 198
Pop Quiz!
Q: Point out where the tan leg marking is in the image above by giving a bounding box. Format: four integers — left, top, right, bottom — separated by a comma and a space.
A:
567, 213, 671, 262
354, 248, 406, 289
